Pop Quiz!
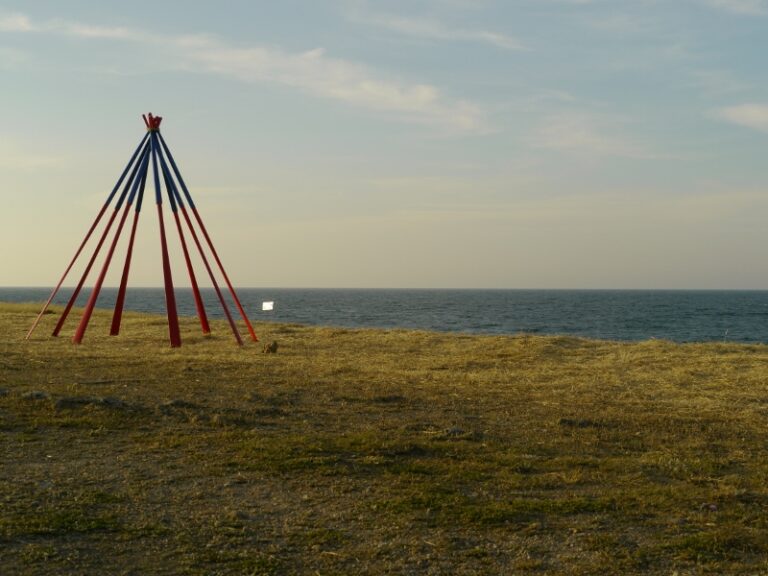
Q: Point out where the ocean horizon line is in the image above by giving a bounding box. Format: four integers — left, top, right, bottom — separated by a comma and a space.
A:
4, 287, 768, 342
2, 286, 768, 293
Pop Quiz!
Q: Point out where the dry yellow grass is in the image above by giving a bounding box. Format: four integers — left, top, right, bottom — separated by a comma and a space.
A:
2, 301, 768, 574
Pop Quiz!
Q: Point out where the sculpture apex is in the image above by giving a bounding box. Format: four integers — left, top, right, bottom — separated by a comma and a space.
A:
142, 113, 162, 131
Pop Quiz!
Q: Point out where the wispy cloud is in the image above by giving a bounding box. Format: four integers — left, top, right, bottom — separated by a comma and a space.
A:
700, 0, 768, 15
0, 11, 143, 37
188, 43, 485, 132
0, 12, 34, 31
531, 112, 653, 159
717, 103, 768, 132
349, 10, 526, 51
55, 21, 143, 40
0, 11, 486, 133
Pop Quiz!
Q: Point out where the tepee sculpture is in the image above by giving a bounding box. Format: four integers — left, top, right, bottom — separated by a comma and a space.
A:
26, 113, 258, 347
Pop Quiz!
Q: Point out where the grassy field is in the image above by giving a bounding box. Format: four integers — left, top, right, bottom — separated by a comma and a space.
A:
1, 301, 768, 575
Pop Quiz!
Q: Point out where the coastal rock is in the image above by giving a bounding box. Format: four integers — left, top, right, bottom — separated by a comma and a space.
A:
100, 396, 128, 409
54, 396, 131, 411
160, 399, 199, 410
21, 390, 50, 401
55, 396, 99, 410
158, 399, 202, 419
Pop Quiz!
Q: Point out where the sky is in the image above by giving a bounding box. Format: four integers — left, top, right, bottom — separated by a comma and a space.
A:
1, 0, 767, 289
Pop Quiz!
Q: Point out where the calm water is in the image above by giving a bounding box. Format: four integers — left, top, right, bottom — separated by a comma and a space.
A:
3, 287, 768, 343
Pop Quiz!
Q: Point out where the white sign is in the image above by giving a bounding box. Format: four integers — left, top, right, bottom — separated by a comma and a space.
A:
262, 301, 274, 311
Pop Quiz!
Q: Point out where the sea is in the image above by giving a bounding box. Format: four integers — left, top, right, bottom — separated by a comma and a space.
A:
3, 287, 768, 344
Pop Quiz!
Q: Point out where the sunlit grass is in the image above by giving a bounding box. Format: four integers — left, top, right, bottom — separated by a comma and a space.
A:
2, 302, 768, 574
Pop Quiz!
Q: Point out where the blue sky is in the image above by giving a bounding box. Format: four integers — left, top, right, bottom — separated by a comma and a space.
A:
1, 0, 768, 288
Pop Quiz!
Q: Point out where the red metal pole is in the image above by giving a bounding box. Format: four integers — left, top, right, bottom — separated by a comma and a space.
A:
171, 210, 210, 334
25, 203, 109, 339
51, 208, 122, 337
150, 130, 181, 348
110, 209, 140, 336
51, 141, 150, 337
26, 134, 150, 339
154, 133, 242, 344
157, 204, 181, 347
157, 132, 255, 343
191, 207, 258, 342
156, 149, 210, 335
178, 205, 243, 345
111, 151, 150, 336
72, 199, 134, 344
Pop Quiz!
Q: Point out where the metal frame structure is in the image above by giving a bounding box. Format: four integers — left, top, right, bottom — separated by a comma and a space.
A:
26, 113, 258, 347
